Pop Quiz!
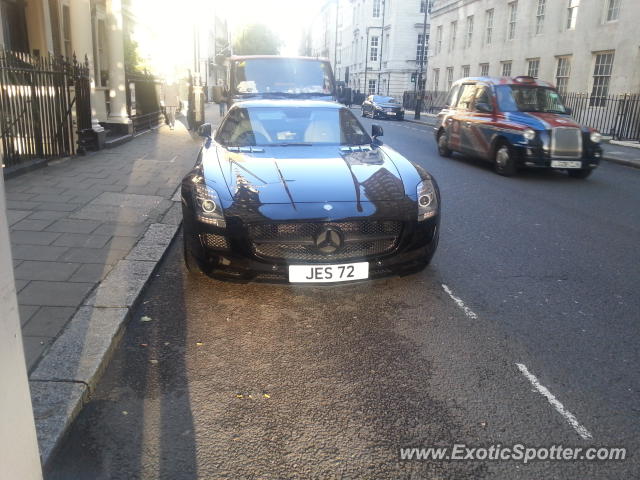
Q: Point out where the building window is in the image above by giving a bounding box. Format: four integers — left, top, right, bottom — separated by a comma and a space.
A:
485, 9, 494, 45
373, 0, 381, 18
555, 56, 571, 95
606, 0, 621, 21
462, 65, 470, 77
382, 78, 388, 94
62, 4, 73, 58
370, 36, 379, 62
368, 78, 377, 95
416, 34, 427, 64
449, 21, 457, 52
567, 0, 579, 30
590, 51, 614, 106
507, 2, 518, 40
433, 68, 440, 91
446, 67, 454, 90
420, 0, 426, 13
480, 63, 489, 76
501, 61, 512, 77
535, 0, 546, 34
465, 16, 474, 48
527, 58, 540, 78
436, 25, 443, 54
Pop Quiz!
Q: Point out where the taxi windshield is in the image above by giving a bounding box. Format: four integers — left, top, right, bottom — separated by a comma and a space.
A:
496, 86, 568, 114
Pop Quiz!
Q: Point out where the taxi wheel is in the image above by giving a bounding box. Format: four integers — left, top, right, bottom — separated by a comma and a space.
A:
183, 232, 204, 276
494, 143, 517, 177
567, 169, 592, 179
361, 108, 366, 117
437, 131, 452, 157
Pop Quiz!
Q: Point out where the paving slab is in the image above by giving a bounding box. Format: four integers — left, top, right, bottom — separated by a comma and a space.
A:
13, 261, 80, 282
22, 306, 77, 337
68, 263, 112, 283
22, 336, 54, 370
19, 304, 40, 325
11, 244, 69, 261
10, 230, 62, 246
18, 281, 94, 307
46, 219, 102, 234
58, 246, 129, 265
53, 233, 111, 249
7, 209, 32, 225
11, 218, 55, 231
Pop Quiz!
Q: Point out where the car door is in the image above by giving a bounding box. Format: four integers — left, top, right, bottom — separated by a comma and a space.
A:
449, 83, 477, 154
468, 84, 496, 160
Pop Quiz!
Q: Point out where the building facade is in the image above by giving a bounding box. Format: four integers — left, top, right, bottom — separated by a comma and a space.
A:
428, 0, 640, 96
310, 0, 432, 101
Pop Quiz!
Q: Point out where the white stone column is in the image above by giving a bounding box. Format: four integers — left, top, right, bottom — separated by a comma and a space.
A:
0, 178, 43, 480
105, 0, 132, 130
69, 0, 105, 136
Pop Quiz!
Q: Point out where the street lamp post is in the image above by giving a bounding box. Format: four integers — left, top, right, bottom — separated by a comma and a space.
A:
414, 3, 429, 120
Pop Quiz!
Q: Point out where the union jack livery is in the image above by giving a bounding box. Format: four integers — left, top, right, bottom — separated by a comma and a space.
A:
434, 76, 602, 179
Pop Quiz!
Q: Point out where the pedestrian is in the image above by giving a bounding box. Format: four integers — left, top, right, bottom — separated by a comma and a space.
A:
217, 79, 226, 118
163, 80, 180, 130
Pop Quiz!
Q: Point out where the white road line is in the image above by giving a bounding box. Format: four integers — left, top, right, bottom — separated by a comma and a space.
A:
441, 284, 478, 319
516, 363, 593, 440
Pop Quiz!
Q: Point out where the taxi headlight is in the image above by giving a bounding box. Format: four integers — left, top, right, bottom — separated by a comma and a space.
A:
523, 128, 536, 141
590, 131, 602, 143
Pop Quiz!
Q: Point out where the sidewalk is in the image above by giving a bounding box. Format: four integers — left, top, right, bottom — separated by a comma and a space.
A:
6, 104, 223, 466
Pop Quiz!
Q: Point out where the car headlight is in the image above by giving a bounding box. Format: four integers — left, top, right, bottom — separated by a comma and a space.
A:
523, 128, 536, 141
375, 105, 383, 110
191, 176, 226, 227
417, 178, 438, 221
590, 131, 602, 143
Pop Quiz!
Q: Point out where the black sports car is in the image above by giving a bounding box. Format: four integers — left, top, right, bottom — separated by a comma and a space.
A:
361, 95, 405, 120
181, 100, 439, 283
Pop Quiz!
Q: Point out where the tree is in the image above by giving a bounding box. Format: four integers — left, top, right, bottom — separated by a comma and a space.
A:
233, 24, 281, 55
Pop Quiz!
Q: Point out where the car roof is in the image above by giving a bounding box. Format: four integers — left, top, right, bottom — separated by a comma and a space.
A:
229, 55, 330, 62
231, 99, 343, 109
454, 76, 555, 89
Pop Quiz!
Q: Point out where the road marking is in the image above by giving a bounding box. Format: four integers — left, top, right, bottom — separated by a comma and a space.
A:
441, 284, 478, 319
516, 363, 593, 440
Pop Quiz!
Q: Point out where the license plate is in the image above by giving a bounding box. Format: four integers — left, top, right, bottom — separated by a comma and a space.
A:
289, 262, 369, 283
551, 160, 582, 169
386, 112, 396, 116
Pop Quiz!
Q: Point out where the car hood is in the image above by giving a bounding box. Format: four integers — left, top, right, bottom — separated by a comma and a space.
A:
205, 145, 407, 205
505, 111, 582, 130
375, 103, 402, 108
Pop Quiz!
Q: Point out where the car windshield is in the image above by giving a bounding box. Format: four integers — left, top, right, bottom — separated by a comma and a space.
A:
495, 86, 568, 114
373, 96, 398, 103
215, 107, 371, 147
231, 58, 335, 96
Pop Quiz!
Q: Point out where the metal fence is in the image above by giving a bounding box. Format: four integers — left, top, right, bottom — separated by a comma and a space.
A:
126, 70, 163, 134
0, 50, 92, 172
402, 89, 640, 141
562, 93, 640, 141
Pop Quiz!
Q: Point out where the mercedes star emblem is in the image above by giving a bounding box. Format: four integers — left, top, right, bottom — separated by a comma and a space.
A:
314, 227, 343, 254
323, 204, 333, 211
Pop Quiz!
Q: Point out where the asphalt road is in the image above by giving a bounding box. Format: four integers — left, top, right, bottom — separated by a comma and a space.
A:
48, 111, 640, 479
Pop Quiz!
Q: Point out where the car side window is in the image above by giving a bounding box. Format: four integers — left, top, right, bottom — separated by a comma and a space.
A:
456, 84, 477, 111
445, 85, 460, 108
474, 87, 492, 110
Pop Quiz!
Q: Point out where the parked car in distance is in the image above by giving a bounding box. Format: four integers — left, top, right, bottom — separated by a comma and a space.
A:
362, 95, 405, 120
434, 76, 602, 178
181, 100, 440, 284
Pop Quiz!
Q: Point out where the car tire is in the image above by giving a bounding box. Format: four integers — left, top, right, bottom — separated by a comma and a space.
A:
567, 169, 592, 179
437, 131, 452, 158
183, 231, 204, 276
494, 142, 517, 177
361, 108, 366, 117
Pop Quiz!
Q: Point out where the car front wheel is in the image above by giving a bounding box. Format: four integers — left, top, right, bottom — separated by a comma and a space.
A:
494, 143, 517, 176
567, 168, 592, 179
437, 131, 452, 157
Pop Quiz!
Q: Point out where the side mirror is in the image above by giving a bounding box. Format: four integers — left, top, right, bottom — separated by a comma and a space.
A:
564, 107, 572, 115
371, 124, 383, 138
211, 85, 226, 104
198, 123, 212, 138
476, 102, 493, 113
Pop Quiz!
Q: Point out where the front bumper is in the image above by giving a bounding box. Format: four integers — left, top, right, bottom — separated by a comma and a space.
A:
513, 144, 602, 169
374, 109, 404, 119
182, 208, 439, 283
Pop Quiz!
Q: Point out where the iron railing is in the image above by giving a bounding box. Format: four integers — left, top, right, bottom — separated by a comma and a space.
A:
402, 90, 448, 114
126, 70, 163, 134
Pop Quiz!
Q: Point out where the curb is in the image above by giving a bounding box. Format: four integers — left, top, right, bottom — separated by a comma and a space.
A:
602, 156, 640, 169
29, 189, 183, 468
405, 118, 436, 127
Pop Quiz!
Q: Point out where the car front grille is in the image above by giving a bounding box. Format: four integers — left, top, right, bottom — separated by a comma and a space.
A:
201, 233, 229, 250
551, 127, 582, 159
248, 220, 402, 261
